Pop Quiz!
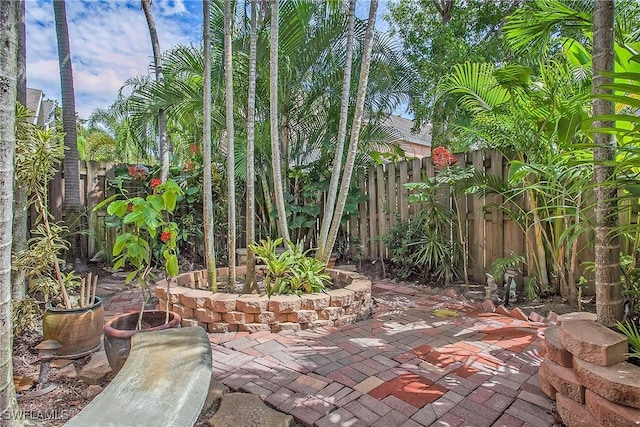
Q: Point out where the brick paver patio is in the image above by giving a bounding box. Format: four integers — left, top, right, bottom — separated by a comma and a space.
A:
104, 279, 555, 426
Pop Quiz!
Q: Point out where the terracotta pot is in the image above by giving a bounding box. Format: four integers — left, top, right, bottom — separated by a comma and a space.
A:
43, 297, 104, 359
103, 310, 181, 373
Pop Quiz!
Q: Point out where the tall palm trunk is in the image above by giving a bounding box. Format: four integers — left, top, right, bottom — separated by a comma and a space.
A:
592, 0, 622, 326
141, 0, 169, 182
317, 0, 356, 262
244, 0, 258, 293
0, 1, 20, 421
224, 0, 237, 283
12, 0, 27, 300
203, 0, 217, 292
53, 0, 82, 261
325, 0, 378, 259
269, 0, 290, 241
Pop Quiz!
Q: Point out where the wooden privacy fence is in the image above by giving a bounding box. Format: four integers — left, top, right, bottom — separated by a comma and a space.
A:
351, 149, 594, 285
40, 160, 112, 259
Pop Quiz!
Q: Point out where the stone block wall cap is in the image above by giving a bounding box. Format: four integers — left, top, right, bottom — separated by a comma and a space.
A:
556, 312, 597, 325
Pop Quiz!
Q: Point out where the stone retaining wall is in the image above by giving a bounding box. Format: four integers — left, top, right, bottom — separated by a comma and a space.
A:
538, 312, 640, 427
155, 267, 372, 334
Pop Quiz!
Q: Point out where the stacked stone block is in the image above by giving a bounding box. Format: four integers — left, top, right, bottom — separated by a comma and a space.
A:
155, 268, 373, 334
538, 313, 640, 427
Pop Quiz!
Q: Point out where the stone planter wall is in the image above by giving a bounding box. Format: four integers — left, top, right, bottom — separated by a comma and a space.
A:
538, 312, 640, 427
155, 267, 372, 334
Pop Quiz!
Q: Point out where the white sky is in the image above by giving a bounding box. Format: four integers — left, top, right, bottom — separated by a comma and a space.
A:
26, 0, 390, 119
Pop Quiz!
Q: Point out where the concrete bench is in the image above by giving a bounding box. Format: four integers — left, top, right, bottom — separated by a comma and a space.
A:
65, 327, 212, 427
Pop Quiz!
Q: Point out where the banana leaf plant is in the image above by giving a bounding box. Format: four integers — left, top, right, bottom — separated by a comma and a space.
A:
97, 178, 183, 327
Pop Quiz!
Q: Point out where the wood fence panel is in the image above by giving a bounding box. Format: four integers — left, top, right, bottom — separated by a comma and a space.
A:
376, 164, 386, 258
367, 166, 378, 259
398, 161, 409, 221
470, 151, 485, 282
410, 158, 422, 217
387, 163, 397, 231
358, 178, 368, 260
486, 150, 504, 271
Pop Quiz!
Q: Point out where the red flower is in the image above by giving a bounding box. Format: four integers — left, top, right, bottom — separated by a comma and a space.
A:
183, 160, 194, 171
189, 144, 199, 155
127, 165, 147, 179
126, 203, 133, 213
432, 146, 457, 170
150, 178, 161, 188
160, 231, 172, 243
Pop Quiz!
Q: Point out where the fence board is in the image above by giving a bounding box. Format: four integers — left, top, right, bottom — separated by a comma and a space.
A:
470, 151, 485, 281
367, 166, 378, 259
398, 161, 408, 221
387, 163, 397, 231
376, 164, 386, 258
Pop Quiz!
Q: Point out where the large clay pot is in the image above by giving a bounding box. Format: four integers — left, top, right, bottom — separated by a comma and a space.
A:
103, 310, 181, 373
43, 297, 104, 359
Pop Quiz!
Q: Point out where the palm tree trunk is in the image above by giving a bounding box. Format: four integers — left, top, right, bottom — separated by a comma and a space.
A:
244, 0, 258, 293
0, 2, 21, 421
269, 0, 290, 241
224, 0, 237, 284
325, 0, 378, 259
592, 0, 622, 326
12, 0, 27, 300
260, 173, 277, 234
317, 0, 356, 262
202, 0, 217, 292
53, 0, 82, 261
141, 0, 170, 182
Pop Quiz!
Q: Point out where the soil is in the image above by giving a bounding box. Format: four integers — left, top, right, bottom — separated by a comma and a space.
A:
11, 260, 585, 426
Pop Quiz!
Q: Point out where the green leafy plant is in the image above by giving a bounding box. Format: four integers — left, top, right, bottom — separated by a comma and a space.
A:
249, 238, 331, 297
489, 252, 526, 285
617, 320, 640, 360
99, 178, 183, 326
12, 298, 42, 337
12, 104, 74, 309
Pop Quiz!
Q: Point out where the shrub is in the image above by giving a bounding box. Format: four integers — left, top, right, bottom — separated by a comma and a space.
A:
249, 238, 331, 296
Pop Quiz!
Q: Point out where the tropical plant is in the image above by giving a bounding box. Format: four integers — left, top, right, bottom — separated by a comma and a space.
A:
203, 0, 218, 292
249, 238, 330, 297
244, 0, 258, 293
141, 0, 169, 182
617, 320, 640, 360
101, 179, 183, 326
1, 2, 20, 418
53, 0, 82, 262
321, 0, 379, 264
12, 120, 73, 309
224, 0, 237, 283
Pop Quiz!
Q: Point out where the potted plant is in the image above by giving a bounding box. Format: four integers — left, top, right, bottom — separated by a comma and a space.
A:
13, 105, 104, 358
99, 175, 183, 372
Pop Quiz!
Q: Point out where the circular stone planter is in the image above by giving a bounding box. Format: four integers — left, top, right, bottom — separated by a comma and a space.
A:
43, 296, 104, 359
103, 310, 181, 373
155, 267, 372, 334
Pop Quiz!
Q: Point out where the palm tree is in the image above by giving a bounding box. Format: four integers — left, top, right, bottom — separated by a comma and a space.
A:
224, 0, 237, 283
0, 1, 20, 421
141, 0, 170, 182
53, 0, 82, 263
203, 0, 217, 291
244, 0, 258, 292
270, 0, 290, 241
317, 0, 356, 262
324, 0, 379, 260
592, 0, 623, 326
12, 0, 27, 300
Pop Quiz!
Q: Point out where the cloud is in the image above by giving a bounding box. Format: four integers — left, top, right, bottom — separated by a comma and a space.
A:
25, 0, 201, 118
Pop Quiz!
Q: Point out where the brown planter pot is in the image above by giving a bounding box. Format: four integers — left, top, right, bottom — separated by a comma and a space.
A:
43, 297, 104, 359
103, 310, 181, 374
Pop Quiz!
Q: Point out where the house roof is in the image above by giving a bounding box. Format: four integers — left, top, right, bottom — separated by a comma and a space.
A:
26, 88, 43, 124
381, 115, 431, 147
